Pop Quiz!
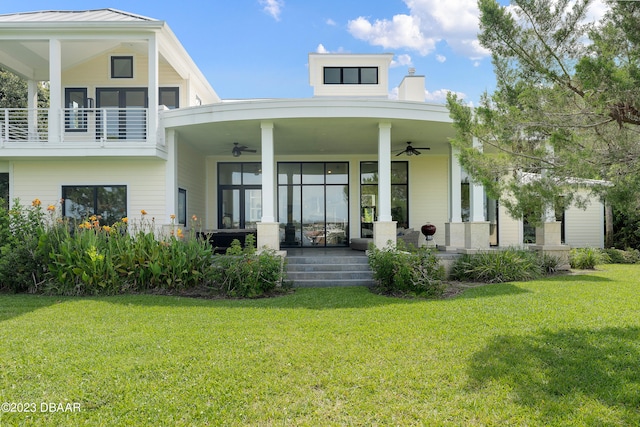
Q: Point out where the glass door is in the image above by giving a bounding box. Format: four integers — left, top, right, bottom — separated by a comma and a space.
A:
218, 163, 262, 229
96, 88, 147, 140
278, 162, 349, 248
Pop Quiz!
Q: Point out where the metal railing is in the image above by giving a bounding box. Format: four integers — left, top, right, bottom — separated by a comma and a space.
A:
0, 107, 149, 144
0, 109, 49, 143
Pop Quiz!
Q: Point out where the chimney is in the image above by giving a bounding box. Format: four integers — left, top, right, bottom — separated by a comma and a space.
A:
398, 68, 425, 102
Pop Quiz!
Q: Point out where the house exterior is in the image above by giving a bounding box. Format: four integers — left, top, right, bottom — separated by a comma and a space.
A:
0, 8, 605, 254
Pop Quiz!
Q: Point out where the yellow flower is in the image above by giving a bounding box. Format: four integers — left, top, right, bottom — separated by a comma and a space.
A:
121, 217, 128, 224
176, 228, 184, 239
47, 204, 56, 212
170, 214, 176, 220
32, 198, 41, 207
102, 225, 111, 232
89, 215, 97, 221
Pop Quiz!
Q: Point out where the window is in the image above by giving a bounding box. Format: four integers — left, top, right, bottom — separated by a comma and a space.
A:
65, 88, 88, 131
62, 185, 127, 226
111, 56, 133, 79
159, 87, 180, 109
218, 163, 262, 229
324, 67, 378, 84
178, 188, 187, 226
0, 173, 8, 210
360, 161, 408, 237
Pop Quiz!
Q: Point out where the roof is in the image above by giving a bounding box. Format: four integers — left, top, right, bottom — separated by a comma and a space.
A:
0, 9, 157, 23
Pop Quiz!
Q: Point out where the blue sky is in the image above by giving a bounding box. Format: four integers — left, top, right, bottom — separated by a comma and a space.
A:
0, 0, 608, 104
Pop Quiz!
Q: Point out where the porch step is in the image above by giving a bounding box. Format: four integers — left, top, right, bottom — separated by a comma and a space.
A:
286, 254, 375, 287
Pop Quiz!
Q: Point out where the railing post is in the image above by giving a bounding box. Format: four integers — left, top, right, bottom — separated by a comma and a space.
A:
3, 109, 8, 145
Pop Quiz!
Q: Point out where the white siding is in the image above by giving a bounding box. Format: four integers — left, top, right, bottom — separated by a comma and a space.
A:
177, 140, 207, 225
11, 159, 167, 223
409, 155, 449, 246
564, 196, 604, 248
498, 205, 523, 247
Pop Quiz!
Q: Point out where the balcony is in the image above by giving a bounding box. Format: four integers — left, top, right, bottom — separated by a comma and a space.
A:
0, 108, 165, 157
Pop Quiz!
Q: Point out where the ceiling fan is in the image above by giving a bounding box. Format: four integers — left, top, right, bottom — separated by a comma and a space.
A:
232, 142, 257, 157
395, 141, 430, 156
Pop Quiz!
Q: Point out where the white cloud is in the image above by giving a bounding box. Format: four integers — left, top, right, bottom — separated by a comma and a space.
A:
424, 89, 466, 103
390, 86, 467, 103
347, 0, 491, 60
326, 18, 337, 26
391, 54, 413, 68
348, 14, 436, 55
259, 0, 284, 21
435, 54, 446, 63
316, 44, 328, 53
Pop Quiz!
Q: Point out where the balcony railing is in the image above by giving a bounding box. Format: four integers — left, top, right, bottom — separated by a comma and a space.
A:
0, 109, 49, 143
0, 107, 150, 145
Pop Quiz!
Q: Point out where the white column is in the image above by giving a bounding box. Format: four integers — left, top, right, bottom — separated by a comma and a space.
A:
260, 122, 275, 223
469, 137, 485, 222
258, 121, 280, 251
165, 129, 177, 222
27, 80, 38, 139
449, 144, 462, 222
377, 122, 392, 222
147, 35, 159, 145
48, 39, 62, 143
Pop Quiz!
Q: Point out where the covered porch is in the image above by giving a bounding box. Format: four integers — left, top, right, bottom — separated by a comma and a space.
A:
162, 98, 494, 252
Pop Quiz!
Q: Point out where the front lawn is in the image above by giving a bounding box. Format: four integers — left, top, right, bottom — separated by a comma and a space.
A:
1, 265, 639, 425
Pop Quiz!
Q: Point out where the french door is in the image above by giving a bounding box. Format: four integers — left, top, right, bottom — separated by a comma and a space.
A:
278, 162, 349, 247
96, 88, 148, 140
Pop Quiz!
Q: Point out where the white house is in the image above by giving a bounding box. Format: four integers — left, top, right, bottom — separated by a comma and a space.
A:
0, 8, 605, 254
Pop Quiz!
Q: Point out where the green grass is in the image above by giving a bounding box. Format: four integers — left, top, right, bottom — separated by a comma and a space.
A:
1, 265, 639, 426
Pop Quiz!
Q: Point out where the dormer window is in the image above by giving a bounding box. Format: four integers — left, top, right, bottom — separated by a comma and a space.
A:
323, 67, 378, 85
111, 56, 133, 79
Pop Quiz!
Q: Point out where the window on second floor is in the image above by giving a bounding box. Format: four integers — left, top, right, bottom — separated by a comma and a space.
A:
324, 67, 378, 85
111, 56, 133, 79
159, 87, 180, 109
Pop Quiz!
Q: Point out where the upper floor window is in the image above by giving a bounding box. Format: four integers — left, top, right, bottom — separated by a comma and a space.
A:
111, 56, 133, 79
159, 87, 180, 109
324, 67, 378, 85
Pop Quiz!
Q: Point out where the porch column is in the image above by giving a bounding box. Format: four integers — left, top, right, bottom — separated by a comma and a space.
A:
445, 143, 465, 250
165, 129, 178, 221
258, 121, 279, 251
48, 38, 62, 143
463, 137, 489, 251
147, 35, 159, 145
162, 129, 180, 238
374, 122, 397, 248
27, 80, 38, 140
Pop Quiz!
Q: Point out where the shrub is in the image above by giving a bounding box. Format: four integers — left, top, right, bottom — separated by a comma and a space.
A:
367, 243, 444, 298
0, 199, 49, 292
450, 248, 544, 283
569, 248, 609, 270
603, 248, 640, 264
210, 236, 286, 298
1, 199, 286, 298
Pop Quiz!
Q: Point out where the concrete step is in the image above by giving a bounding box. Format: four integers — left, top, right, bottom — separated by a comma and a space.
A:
285, 254, 374, 287
287, 262, 371, 272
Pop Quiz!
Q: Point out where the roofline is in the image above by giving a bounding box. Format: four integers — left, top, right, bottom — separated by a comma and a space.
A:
0, 8, 157, 21
162, 98, 452, 128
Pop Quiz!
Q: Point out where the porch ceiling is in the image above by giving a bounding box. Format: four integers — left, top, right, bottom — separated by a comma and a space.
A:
166, 100, 457, 157
0, 38, 171, 81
